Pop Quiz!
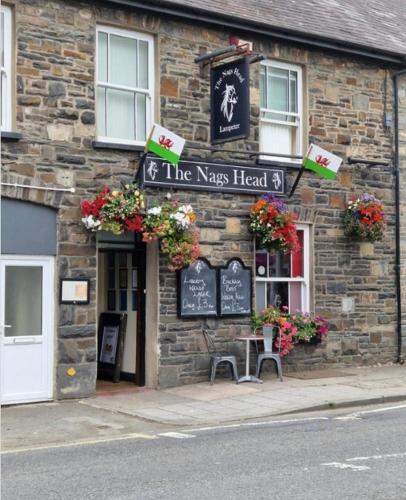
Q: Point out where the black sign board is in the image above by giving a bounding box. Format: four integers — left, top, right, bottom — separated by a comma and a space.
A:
218, 258, 252, 317
142, 156, 285, 195
211, 58, 250, 144
178, 258, 217, 318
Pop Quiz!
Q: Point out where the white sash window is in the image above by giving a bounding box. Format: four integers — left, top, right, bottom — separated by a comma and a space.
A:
1, 5, 12, 132
96, 26, 154, 145
255, 224, 310, 313
260, 60, 303, 162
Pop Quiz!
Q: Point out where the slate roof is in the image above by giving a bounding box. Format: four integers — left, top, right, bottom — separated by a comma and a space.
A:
147, 0, 406, 59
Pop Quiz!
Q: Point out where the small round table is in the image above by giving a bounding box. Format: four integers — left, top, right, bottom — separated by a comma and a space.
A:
236, 335, 264, 384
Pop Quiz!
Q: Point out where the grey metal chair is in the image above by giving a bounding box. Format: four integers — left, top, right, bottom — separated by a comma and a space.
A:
255, 325, 283, 381
203, 330, 239, 385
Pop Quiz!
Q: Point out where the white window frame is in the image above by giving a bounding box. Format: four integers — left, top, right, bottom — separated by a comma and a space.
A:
259, 60, 303, 163
1, 5, 12, 132
255, 224, 310, 313
95, 25, 154, 146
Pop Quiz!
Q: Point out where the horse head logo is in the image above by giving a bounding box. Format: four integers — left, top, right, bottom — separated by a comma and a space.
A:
221, 84, 238, 123
147, 160, 158, 181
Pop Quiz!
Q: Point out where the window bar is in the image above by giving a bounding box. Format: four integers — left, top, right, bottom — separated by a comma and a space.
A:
134, 91, 137, 141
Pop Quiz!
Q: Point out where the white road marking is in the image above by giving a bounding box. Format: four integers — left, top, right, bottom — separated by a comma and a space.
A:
183, 417, 329, 434
348, 452, 406, 462
335, 403, 406, 421
159, 432, 196, 439
1, 433, 157, 455
322, 462, 370, 471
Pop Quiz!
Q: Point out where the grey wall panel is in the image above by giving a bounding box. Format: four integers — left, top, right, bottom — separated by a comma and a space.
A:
1, 199, 57, 255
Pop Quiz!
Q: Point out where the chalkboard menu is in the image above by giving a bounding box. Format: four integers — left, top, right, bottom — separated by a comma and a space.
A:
219, 258, 252, 316
178, 258, 218, 317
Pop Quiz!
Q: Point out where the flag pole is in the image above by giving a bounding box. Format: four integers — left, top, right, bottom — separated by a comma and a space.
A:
288, 165, 305, 198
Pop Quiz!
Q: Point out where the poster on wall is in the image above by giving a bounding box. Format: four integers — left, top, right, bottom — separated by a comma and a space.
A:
100, 326, 119, 365
211, 57, 250, 144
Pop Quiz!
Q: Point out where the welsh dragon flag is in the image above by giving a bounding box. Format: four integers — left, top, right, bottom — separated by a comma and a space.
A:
146, 124, 185, 165
303, 144, 342, 180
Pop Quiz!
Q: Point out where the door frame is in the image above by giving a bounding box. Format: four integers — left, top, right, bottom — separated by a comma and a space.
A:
97, 245, 146, 386
0, 255, 55, 404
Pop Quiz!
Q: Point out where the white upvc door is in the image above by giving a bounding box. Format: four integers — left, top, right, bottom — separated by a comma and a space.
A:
0, 256, 54, 405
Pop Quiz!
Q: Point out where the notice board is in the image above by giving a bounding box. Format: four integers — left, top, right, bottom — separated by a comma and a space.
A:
218, 258, 252, 317
177, 258, 218, 318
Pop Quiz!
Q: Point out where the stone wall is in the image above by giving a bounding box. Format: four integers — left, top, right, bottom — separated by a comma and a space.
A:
1, 0, 399, 396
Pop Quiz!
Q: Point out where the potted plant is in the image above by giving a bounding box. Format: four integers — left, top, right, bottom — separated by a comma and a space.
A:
343, 193, 385, 243
252, 307, 329, 355
249, 194, 300, 254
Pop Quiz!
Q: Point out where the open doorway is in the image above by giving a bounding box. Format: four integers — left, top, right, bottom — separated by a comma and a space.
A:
97, 241, 146, 389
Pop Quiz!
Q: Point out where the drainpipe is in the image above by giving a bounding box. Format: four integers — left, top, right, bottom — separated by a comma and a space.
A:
392, 69, 406, 364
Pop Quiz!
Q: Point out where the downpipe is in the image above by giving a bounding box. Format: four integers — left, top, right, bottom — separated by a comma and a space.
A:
392, 70, 406, 365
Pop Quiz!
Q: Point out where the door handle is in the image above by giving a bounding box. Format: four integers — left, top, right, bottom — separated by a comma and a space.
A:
13, 337, 38, 344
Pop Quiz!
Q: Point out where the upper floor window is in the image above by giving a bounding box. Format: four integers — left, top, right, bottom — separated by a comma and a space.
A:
1, 5, 12, 132
260, 60, 303, 162
255, 224, 310, 313
96, 26, 154, 145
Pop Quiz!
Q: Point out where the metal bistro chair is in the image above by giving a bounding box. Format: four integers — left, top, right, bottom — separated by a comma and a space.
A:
203, 330, 239, 385
255, 325, 283, 381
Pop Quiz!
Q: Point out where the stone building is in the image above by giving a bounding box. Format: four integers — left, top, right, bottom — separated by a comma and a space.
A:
1, 0, 406, 403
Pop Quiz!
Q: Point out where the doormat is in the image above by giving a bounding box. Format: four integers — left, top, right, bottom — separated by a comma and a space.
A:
285, 369, 356, 380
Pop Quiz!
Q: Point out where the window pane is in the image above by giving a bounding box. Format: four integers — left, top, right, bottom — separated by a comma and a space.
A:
97, 31, 108, 81
260, 122, 292, 155
138, 40, 149, 89
110, 34, 137, 88
136, 93, 146, 141
290, 72, 297, 113
292, 230, 304, 277
289, 282, 302, 312
255, 282, 266, 311
267, 281, 288, 310
1, 12, 4, 68
269, 68, 288, 112
96, 86, 106, 136
5, 267, 42, 337
119, 290, 127, 311
269, 252, 290, 278
106, 88, 135, 140
256, 250, 268, 277
260, 66, 266, 108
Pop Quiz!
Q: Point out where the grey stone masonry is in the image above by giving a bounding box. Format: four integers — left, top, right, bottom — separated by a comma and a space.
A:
1, 0, 402, 397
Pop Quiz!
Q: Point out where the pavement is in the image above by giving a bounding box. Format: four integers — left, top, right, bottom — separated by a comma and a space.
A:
2, 364, 406, 452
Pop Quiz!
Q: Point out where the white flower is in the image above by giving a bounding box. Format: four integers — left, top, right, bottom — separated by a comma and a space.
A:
147, 206, 162, 216
82, 216, 101, 231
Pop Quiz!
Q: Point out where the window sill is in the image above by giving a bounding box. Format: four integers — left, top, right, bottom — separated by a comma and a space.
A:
92, 140, 145, 152
1, 131, 22, 142
256, 158, 302, 170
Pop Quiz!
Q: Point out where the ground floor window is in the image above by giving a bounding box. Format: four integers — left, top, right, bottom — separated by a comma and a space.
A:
255, 224, 310, 312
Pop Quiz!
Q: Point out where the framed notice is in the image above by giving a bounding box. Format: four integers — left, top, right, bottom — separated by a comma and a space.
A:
100, 326, 119, 364
97, 312, 127, 383
60, 278, 89, 305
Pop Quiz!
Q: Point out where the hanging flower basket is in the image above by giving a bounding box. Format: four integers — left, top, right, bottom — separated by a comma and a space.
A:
81, 186, 201, 271
343, 193, 385, 243
81, 184, 144, 235
249, 194, 300, 254
142, 198, 201, 271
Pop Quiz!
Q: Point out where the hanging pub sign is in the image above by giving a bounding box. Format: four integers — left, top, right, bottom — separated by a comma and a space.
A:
211, 57, 250, 144
141, 156, 285, 195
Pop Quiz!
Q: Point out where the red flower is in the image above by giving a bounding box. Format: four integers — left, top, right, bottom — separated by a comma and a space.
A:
125, 215, 144, 232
